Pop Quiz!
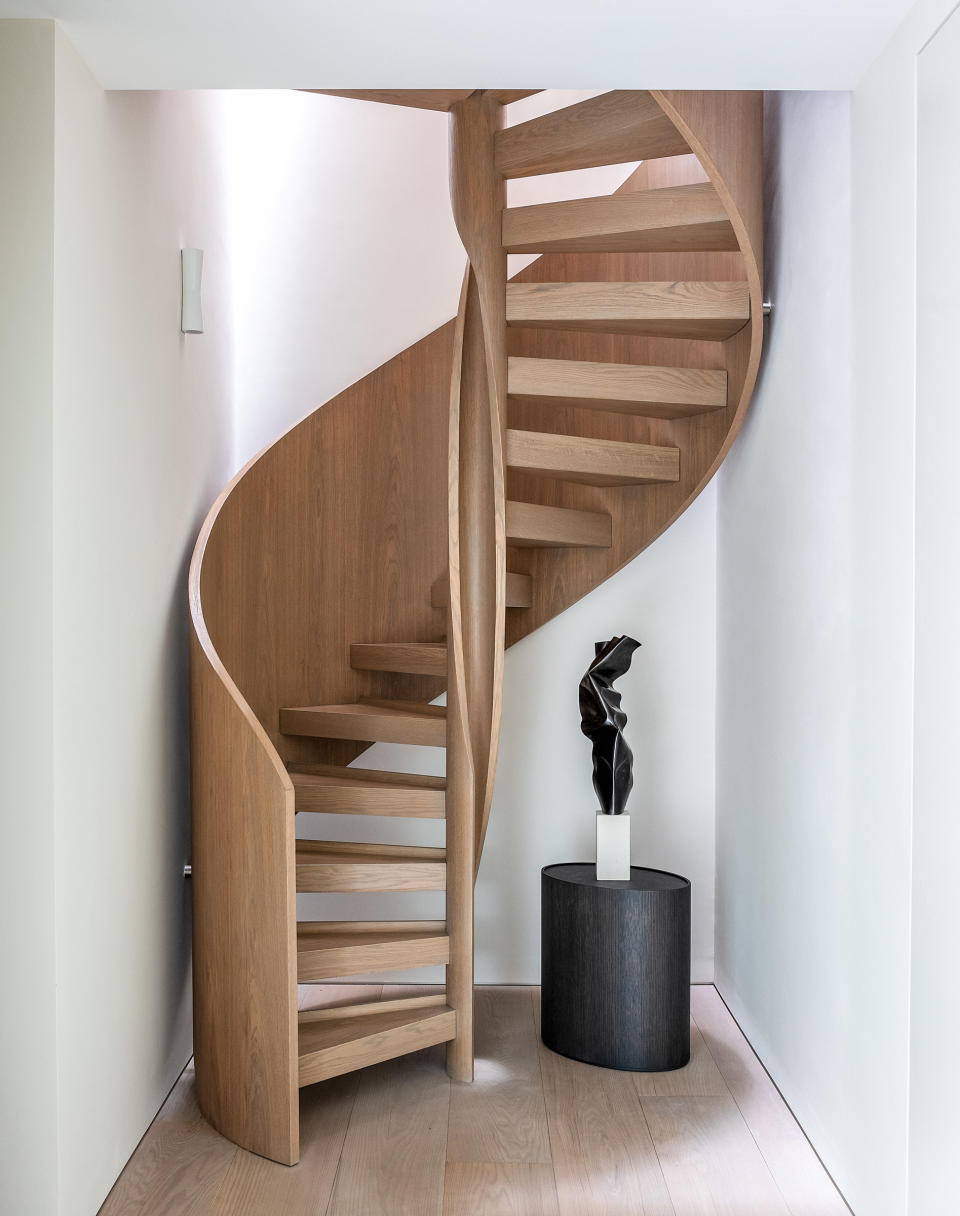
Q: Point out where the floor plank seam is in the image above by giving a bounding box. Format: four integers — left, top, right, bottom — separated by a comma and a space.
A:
633, 1095, 678, 1216
690, 1003, 793, 1214
442, 1020, 456, 1212
322, 1076, 361, 1216
530, 988, 564, 1214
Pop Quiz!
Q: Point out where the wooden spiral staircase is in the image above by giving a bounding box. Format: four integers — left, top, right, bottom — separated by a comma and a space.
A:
189, 89, 763, 1164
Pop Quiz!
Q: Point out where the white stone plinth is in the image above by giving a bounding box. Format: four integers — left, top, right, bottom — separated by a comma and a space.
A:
596, 812, 631, 881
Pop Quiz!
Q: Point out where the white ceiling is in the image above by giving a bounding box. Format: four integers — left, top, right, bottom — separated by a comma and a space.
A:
2, 0, 918, 90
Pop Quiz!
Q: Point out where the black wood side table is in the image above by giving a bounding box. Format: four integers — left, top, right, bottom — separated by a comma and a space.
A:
541, 863, 691, 1071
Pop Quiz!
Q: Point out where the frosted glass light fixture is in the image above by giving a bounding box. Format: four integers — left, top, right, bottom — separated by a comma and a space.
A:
180, 248, 204, 334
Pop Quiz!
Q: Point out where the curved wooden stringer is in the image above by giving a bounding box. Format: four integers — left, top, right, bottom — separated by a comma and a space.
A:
189, 89, 764, 1163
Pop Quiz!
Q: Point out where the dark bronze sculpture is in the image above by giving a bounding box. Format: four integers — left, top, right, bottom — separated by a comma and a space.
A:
579, 635, 641, 816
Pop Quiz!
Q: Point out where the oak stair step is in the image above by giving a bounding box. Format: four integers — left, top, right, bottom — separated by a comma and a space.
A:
507, 500, 612, 549
280, 700, 446, 747
506, 281, 750, 341
502, 183, 738, 254
304, 90, 539, 111
507, 428, 679, 487
297, 921, 450, 981
350, 642, 447, 677
495, 90, 689, 178
289, 764, 446, 817
296, 840, 446, 892
431, 570, 533, 609
508, 356, 727, 419
298, 995, 456, 1087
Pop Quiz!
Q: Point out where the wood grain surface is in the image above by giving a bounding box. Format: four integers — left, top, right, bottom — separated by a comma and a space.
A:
296, 921, 450, 981
447, 987, 551, 1164
350, 642, 448, 676
502, 182, 737, 253
495, 91, 690, 177
506, 499, 612, 548
280, 702, 447, 747
508, 355, 727, 419
288, 764, 446, 816
189, 563, 299, 1163
506, 427, 680, 487
506, 279, 750, 339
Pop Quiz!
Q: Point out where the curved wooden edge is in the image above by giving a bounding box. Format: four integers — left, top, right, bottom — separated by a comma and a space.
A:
446, 268, 476, 774
445, 268, 477, 1081
473, 284, 508, 869
650, 91, 764, 480
189, 473, 298, 795
189, 461, 299, 1164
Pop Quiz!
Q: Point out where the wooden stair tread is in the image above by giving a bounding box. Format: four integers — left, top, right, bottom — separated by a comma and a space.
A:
301, 993, 448, 1021
358, 696, 445, 714
296, 840, 445, 861
506, 281, 751, 341
296, 840, 446, 892
305, 90, 538, 111
495, 90, 689, 178
298, 997, 456, 1087
502, 183, 738, 253
508, 356, 727, 419
431, 571, 532, 609
289, 764, 446, 791
280, 700, 446, 746
304, 90, 473, 111
507, 500, 612, 549
488, 90, 542, 106
296, 921, 450, 981
298, 920, 448, 950
289, 764, 446, 817
350, 641, 447, 676
506, 428, 680, 487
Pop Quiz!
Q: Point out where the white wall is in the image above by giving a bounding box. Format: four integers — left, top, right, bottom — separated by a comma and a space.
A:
909, 7, 960, 1210
716, 3, 960, 1209
224, 90, 463, 464
0, 20, 59, 1216
715, 89, 866, 1209
47, 33, 234, 1216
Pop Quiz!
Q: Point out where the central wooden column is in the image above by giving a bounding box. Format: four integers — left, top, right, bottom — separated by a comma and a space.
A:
445, 92, 507, 1081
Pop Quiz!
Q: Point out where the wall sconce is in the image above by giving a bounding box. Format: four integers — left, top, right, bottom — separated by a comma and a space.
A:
181, 248, 204, 334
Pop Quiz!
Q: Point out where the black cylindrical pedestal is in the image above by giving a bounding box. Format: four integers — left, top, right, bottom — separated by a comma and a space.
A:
541, 863, 691, 1071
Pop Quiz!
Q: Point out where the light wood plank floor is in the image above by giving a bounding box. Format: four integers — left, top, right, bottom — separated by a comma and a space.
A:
99, 985, 850, 1215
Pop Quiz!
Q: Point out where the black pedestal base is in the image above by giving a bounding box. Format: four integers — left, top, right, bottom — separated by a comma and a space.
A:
541, 863, 691, 1072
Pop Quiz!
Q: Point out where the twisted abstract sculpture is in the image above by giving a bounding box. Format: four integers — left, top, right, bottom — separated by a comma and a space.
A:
579, 635, 641, 879
579, 635, 641, 814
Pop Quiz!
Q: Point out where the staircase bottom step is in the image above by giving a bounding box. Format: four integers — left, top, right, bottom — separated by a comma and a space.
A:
298, 995, 456, 1087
